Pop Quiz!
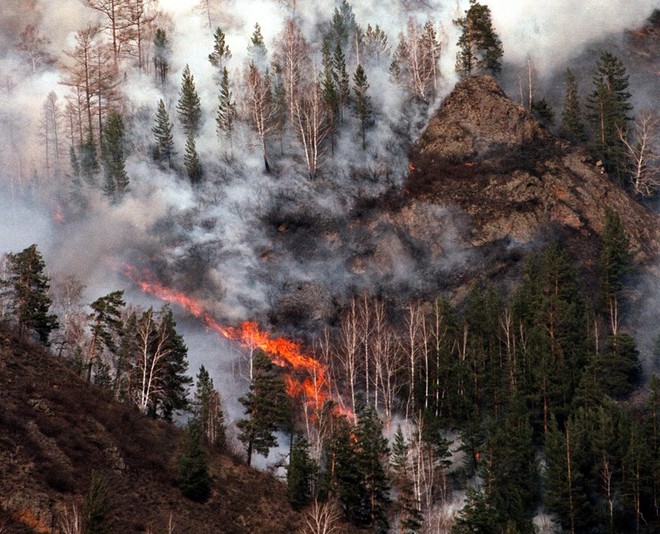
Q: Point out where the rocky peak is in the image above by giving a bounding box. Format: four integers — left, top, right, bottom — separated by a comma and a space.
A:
407, 76, 659, 263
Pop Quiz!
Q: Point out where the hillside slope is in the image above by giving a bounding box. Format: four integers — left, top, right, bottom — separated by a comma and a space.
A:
0, 325, 302, 533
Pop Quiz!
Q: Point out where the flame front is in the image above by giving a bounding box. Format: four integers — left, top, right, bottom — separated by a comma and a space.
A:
123, 264, 349, 418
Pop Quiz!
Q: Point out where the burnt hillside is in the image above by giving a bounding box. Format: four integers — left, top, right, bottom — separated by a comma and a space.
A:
0, 325, 303, 534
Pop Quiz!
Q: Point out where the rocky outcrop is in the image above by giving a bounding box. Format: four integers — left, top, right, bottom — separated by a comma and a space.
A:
407, 75, 659, 262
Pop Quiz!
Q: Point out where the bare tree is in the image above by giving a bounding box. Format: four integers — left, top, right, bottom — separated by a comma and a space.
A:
273, 18, 311, 127
336, 297, 361, 414
299, 498, 342, 534
40, 91, 64, 178
58, 501, 83, 534
85, 0, 136, 67
400, 301, 426, 419
619, 111, 659, 197
120, 0, 159, 70
243, 63, 278, 172
18, 24, 54, 73
293, 81, 329, 180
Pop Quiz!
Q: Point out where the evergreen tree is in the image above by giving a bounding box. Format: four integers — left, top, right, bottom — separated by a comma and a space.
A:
6, 244, 58, 345
353, 64, 372, 150
216, 67, 236, 155
82, 471, 113, 534
333, 43, 350, 122
586, 52, 633, 179
237, 350, 290, 466
152, 99, 175, 169
390, 426, 423, 533
597, 333, 642, 400
452, 485, 498, 534
321, 39, 339, 154
287, 435, 316, 509
86, 290, 125, 383
208, 27, 231, 73
101, 110, 129, 199
156, 306, 193, 422
176, 421, 211, 502
70, 145, 81, 179
454, 0, 504, 77
560, 68, 586, 142
531, 98, 554, 127
80, 132, 100, 186
600, 208, 631, 333
176, 65, 202, 136
193, 365, 226, 449
354, 403, 391, 532
184, 132, 203, 184
247, 23, 268, 69
153, 28, 171, 88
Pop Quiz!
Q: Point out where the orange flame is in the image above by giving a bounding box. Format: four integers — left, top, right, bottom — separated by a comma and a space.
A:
123, 264, 351, 419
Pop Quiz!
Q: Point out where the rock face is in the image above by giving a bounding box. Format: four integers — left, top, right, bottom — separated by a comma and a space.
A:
407, 75, 659, 261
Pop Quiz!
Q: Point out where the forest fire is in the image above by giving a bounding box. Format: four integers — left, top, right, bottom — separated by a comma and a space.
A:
123, 264, 350, 418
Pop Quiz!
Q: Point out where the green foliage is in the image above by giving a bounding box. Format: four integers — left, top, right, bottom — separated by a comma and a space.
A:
152, 99, 175, 169
80, 132, 100, 186
87, 290, 125, 383
101, 110, 129, 199
454, 0, 504, 77
287, 435, 316, 509
208, 27, 231, 70
237, 350, 291, 466
153, 28, 170, 87
184, 132, 203, 184
193, 365, 226, 449
216, 67, 236, 152
601, 208, 631, 310
353, 64, 372, 150
560, 68, 586, 142
333, 43, 350, 121
586, 52, 633, 178
176, 65, 202, 136
598, 333, 642, 399
176, 421, 211, 502
6, 244, 58, 345
452, 485, 498, 533
247, 23, 268, 68
82, 471, 113, 534
531, 98, 554, 127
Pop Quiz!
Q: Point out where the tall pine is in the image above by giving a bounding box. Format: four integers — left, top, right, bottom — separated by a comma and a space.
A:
101, 110, 129, 199
176, 65, 202, 136
152, 99, 175, 168
454, 0, 504, 77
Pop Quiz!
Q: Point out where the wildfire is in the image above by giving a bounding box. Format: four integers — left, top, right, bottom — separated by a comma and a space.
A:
123, 264, 350, 418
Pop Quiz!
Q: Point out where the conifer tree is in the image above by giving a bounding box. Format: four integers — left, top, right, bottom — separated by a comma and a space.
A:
80, 132, 100, 186
184, 132, 203, 184
560, 68, 586, 142
101, 110, 129, 199
176, 65, 202, 136
152, 99, 175, 168
216, 67, 236, 155
287, 435, 316, 509
6, 244, 58, 345
208, 27, 231, 73
600, 208, 631, 334
153, 28, 171, 88
82, 471, 113, 534
333, 43, 350, 122
193, 365, 226, 449
586, 52, 633, 179
353, 64, 372, 150
176, 421, 211, 502
237, 350, 290, 466
454, 0, 503, 77
321, 39, 339, 154
86, 290, 125, 383
247, 23, 268, 69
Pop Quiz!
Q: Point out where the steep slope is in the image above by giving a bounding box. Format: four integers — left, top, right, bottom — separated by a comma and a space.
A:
406, 75, 659, 260
0, 325, 302, 534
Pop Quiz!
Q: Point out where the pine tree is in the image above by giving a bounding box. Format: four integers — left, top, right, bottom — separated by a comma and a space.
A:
287, 435, 316, 509
600, 208, 631, 334
82, 471, 113, 534
153, 28, 171, 88
333, 43, 350, 122
454, 0, 504, 77
156, 306, 193, 422
176, 421, 211, 502
321, 39, 339, 154
216, 67, 236, 155
452, 485, 498, 533
237, 350, 290, 466
560, 68, 586, 142
586, 52, 633, 179
86, 290, 125, 383
193, 365, 226, 449
184, 132, 203, 184
208, 27, 231, 73
390, 426, 423, 534
247, 23, 268, 69
152, 99, 175, 169
80, 132, 100, 186
6, 244, 58, 345
176, 65, 202, 136
101, 110, 129, 199
353, 64, 372, 150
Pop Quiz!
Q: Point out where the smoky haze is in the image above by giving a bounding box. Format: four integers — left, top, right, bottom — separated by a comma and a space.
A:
0, 0, 658, 386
